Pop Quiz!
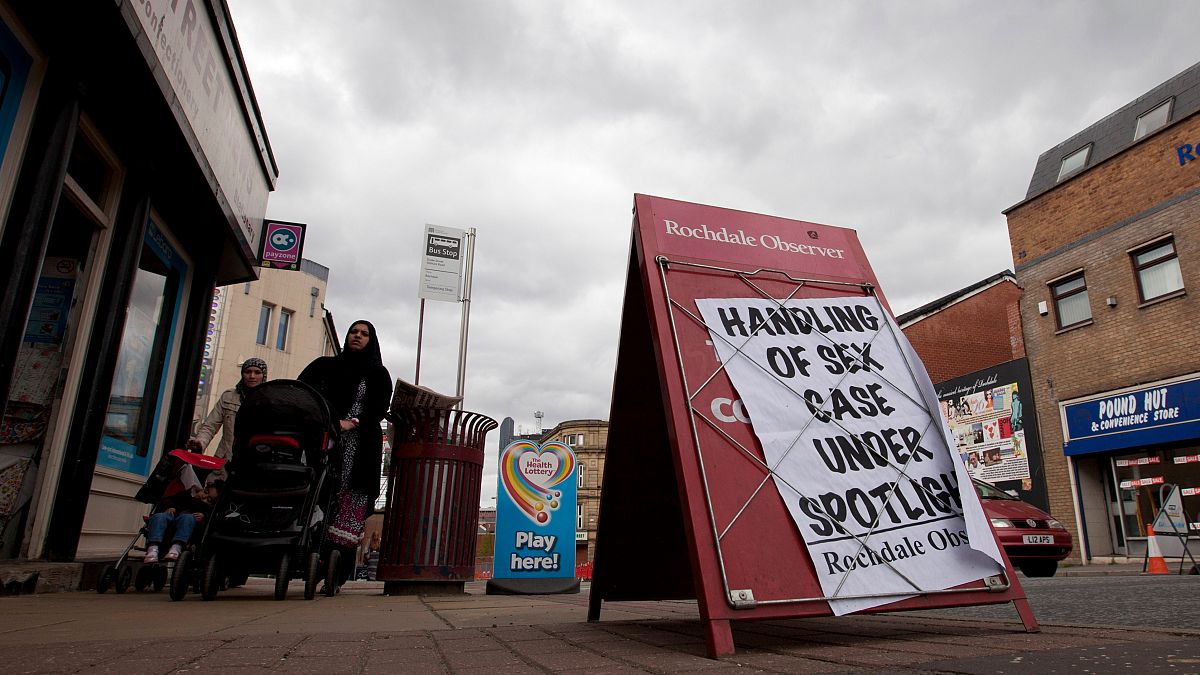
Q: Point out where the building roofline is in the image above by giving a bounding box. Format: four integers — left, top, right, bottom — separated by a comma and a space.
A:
896, 271, 1017, 327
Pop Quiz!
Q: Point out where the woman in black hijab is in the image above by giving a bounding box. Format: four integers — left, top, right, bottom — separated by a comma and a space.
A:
299, 320, 392, 589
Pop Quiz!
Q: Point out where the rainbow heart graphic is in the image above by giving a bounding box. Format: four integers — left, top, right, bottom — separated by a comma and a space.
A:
501, 440, 576, 525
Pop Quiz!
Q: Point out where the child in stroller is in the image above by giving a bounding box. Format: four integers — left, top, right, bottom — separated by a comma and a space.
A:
98, 449, 225, 594
144, 483, 220, 564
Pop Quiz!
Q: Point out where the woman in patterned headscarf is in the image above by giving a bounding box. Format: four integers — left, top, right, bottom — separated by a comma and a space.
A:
187, 358, 268, 474
299, 321, 392, 592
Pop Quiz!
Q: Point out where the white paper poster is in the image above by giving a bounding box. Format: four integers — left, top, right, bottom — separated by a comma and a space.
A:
696, 296, 1003, 615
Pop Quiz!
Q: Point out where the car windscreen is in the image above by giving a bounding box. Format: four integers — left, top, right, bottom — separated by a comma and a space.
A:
974, 479, 1019, 500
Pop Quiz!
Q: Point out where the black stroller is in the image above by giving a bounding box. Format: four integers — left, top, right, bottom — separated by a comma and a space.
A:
98, 449, 226, 595
193, 379, 338, 601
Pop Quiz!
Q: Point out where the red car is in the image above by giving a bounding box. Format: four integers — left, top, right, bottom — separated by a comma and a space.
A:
975, 479, 1073, 577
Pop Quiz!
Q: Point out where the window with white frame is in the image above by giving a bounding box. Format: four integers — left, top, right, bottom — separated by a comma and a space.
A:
276, 308, 293, 350
577, 504, 584, 530
256, 303, 274, 345
564, 433, 583, 446
578, 464, 586, 488
1057, 145, 1091, 182
1050, 272, 1091, 329
1134, 99, 1172, 140
1130, 237, 1184, 302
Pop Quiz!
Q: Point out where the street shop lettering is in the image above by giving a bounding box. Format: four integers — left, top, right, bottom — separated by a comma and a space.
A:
509, 531, 561, 571
1092, 388, 1180, 431
663, 219, 846, 259
708, 300, 967, 541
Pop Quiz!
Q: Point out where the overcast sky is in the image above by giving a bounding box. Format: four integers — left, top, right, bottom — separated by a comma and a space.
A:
226, 1, 1199, 504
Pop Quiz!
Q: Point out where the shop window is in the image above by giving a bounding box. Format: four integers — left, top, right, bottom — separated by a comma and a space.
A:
1056, 144, 1091, 182
1130, 237, 1184, 302
256, 303, 273, 345
97, 220, 187, 476
276, 308, 292, 351
1111, 447, 1200, 544
1050, 272, 1091, 329
63, 118, 123, 223
1134, 99, 1172, 140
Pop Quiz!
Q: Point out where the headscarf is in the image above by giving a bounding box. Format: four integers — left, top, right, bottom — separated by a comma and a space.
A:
236, 357, 269, 399
242, 357, 269, 378
321, 320, 385, 415
340, 320, 383, 367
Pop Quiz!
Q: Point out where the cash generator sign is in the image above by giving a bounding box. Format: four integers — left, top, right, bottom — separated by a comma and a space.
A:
663, 218, 847, 259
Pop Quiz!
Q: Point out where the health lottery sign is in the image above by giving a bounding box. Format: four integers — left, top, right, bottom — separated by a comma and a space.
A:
696, 295, 1004, 615
258, 220, 306, 270
493, 440, 577, 579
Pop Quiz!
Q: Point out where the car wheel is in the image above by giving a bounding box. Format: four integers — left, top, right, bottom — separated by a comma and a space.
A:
1019, 560, 1058, 577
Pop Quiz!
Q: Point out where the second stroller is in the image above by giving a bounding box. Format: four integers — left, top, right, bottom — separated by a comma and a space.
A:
194, 379, 338, 600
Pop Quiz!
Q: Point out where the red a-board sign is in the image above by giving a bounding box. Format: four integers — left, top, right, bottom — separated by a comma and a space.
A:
587, 194, 1036, 658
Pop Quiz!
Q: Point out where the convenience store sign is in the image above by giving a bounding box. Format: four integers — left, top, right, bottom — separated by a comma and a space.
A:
1062, 376, 1200, 456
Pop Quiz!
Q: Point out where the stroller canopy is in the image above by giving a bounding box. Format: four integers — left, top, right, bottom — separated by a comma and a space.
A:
234, 379, 336, 451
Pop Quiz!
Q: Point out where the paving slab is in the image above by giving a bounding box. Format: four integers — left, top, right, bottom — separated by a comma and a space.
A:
1, 578, 1198, 673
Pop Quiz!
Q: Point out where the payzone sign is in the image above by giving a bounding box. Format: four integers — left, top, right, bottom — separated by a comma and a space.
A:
493, 440, 577, 579
259, 220, 306, 270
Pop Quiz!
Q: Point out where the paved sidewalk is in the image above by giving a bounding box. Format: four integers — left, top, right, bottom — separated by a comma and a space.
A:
0, 579, 1197, 673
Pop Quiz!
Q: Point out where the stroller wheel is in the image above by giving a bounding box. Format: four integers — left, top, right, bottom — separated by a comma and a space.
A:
303, 551, 320, 600
274, 554, 290, 601
114, 565, 133, 594
323, 549, 341, 597
169, 551, 192, 601
96, 565, 116, 594
153, 566, 168, 592
201, 555, 220, 601
134, 565, 152, 592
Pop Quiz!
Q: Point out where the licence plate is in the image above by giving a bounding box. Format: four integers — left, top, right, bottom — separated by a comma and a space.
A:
1022, 534, 1054, 544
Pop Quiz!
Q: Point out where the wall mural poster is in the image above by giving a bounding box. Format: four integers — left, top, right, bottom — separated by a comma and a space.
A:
696, 296, 1004, 615
944, 382, 1028, 485
492, 440, 577, 581
934, 358, 1047, 511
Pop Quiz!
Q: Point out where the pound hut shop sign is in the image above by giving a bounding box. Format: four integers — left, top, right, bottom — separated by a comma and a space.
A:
487, 440, 579, 594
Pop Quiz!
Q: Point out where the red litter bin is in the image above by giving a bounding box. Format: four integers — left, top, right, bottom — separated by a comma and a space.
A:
378, 406, 497, 595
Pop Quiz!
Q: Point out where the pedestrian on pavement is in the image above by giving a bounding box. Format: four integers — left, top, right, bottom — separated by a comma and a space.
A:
299, 320, 392, 590
186, 358, 268, 482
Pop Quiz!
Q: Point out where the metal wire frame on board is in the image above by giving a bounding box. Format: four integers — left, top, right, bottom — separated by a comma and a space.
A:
656, 255, 1012, 610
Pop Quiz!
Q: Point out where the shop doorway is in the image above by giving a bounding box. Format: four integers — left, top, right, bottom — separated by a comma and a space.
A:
1, 118, 120, 558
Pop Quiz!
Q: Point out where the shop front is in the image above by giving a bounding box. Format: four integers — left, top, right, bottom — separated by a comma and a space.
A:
0, 0, 276, 564
1061, 373, 1200, 559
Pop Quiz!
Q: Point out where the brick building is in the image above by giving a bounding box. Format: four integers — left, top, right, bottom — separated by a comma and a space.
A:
898, 272, 1050, 511
1004, 62, 1200, 562
898, 270, 1025, 383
